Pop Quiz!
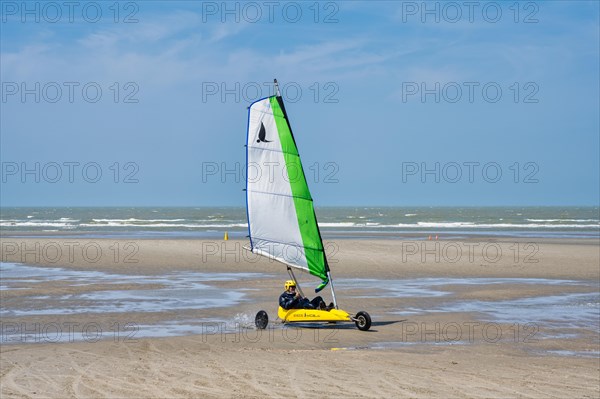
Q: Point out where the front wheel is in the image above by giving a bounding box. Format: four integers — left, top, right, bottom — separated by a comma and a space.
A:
354, 311, 371, 331
255, 310, 268, 329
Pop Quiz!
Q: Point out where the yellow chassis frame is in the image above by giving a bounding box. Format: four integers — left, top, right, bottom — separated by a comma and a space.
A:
277, 306, 353, 323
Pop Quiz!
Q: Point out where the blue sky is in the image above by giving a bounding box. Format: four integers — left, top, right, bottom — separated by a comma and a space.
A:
1, 0, 598, 206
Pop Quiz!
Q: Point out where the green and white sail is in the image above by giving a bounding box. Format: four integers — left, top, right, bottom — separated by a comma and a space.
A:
245, 93, 329, 286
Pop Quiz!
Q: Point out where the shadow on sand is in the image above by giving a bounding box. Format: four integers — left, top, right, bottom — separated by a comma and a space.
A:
282, 319, 406, 332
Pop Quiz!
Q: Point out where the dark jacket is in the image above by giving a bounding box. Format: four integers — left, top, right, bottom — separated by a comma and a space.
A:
280, 291, 323, 310
279, 291, 300, 310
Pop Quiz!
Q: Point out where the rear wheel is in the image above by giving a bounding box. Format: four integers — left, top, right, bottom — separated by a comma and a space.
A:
354, 311, 371, 331
255, 310, 268, 329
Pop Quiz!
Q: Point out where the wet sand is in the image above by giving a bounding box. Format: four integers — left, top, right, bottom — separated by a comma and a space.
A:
1, 238, 599, 398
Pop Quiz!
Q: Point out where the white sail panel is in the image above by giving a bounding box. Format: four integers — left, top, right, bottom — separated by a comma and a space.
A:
246, 97, 309, 272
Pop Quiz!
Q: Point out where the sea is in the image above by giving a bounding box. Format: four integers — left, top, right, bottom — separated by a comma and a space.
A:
1, 206, 598, 239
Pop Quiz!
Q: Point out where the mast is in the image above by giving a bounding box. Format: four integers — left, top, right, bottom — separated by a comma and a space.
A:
272, 77, 337, 307
274, 78, 281, 97
328, 271, 338, 309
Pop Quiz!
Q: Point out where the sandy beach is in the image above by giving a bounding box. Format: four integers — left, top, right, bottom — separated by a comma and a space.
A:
1, 237, 599, 398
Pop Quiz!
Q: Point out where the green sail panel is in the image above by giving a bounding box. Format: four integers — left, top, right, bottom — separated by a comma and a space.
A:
246, 95, 328, 282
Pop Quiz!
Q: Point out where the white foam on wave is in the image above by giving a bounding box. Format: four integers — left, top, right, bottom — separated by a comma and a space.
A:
79, 222, 248, 228
91, 218, 186, 222
317, 221, 600, 229
0, 221, 76, 228
405, 222, 599, 229
526, 219, 599, 223
318, 222, 355, 227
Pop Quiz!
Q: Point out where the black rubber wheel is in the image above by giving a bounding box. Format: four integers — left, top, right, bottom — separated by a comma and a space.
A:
355, 311, 371, 331
255, 310, 268, 329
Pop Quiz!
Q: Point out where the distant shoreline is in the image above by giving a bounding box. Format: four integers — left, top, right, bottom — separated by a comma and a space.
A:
1, 205, 598, 239
1, 229, 598, 241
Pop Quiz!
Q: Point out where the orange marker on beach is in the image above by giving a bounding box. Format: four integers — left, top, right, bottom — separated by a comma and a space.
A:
428, 235, 432, 240
224, 231, 229, 241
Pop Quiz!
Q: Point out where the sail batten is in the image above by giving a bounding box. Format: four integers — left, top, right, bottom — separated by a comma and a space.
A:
247, 190, 313, 202
245, 94, 329, 283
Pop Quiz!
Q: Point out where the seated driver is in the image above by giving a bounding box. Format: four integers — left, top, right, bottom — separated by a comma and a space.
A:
279, 280, 332, 310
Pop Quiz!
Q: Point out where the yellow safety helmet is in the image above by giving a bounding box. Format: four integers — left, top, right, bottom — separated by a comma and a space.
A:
284, 280, 296, 290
